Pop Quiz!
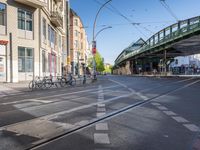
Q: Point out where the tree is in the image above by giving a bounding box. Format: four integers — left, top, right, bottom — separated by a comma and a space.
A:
87, 51, 105, 73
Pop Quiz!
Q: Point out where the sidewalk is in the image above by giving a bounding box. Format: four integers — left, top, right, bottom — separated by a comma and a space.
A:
0, 77, 93, 97
121, 74, 200, 78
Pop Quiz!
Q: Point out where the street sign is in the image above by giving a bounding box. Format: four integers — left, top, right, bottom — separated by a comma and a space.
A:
92, 40, 96, 55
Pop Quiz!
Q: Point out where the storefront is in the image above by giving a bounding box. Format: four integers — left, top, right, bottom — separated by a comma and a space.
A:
49, 51, 57, 76
18, 46, 34, 81
0, 40, 8, 82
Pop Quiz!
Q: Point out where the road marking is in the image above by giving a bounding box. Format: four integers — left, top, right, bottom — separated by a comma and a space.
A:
109, 79, 128, 89
97, 107, 106, 112
2, 99, 53, 105
183, 124, 199, 132
94, 133, 110, 144
97, 112, 106, 117
171, 116, 189, 123
157, 106, 168, 110
95, 123, 108, 131
0, 85, 120, 105
153, 102, 200, 133
135, 92, 149, 100
98, 104, 105, 107
109, 79, 151, 100
176, 77, 195, 83
151, 102, 161, 106
162, 110, 177, 116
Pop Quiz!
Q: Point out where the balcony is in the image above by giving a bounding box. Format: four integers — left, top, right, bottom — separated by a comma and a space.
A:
50, 11, 63, 27
15, 0, 47, 8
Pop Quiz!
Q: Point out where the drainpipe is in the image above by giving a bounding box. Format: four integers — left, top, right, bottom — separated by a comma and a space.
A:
9, 33, 13, 82
38, 9, 41, 78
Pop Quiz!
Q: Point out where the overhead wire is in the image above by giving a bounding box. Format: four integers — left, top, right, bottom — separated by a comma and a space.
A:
160, 0, 179, 22
93, 0, 150, 38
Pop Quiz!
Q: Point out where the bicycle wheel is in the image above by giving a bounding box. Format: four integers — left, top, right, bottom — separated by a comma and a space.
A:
70, 77, 76, 86
44, 79, 52, 89
29, 80, 35, 90
60, 78, 67, 87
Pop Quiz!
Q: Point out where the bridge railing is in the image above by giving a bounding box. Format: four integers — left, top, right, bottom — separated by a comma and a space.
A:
115, 16, 200, 65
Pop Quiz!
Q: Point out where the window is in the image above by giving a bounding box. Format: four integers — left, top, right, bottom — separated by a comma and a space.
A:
74, 19, 78, 26
48, 25, 55, 46
0, 3, 6, 26
43, 18, 46, 40
75, 30, 78, 37
75, 40, 78, 49
18, 9, 33, 31
51, 28, 55, 44
18, 47, 33, 72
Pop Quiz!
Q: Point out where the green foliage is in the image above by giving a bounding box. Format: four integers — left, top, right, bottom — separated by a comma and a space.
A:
103, 64, 113, 73
87, 51, 105, 72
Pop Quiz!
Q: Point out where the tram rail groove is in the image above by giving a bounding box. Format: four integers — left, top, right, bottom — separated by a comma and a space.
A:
26, 79, 200, 150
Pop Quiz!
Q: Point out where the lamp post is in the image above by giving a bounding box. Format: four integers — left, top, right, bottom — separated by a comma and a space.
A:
94, 26, 112, 40
92, 0, 112, 80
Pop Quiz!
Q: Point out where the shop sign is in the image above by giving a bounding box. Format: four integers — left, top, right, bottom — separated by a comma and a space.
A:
0, 40, 8, 45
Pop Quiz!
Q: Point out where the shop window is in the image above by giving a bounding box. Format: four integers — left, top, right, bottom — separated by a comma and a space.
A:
18, 47, 33, 72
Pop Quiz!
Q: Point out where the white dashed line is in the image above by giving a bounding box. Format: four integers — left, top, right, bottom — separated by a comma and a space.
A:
97, 107, 106, 112
94, 85, 110, 148
97, 112, 106, 117
94, 133, 110, 144
95, 123, 108, 131
183, 124, 200, 132
151, 102, 161, 106
162, 111, 177, 116
171, 116, 189, 123
97, 103, 105, 107
157, 106, 168, 110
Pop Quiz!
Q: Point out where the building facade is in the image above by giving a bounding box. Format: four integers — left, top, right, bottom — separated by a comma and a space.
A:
0, 0, 66, 82
70, 9, 87, 76
170, 54, 200, 74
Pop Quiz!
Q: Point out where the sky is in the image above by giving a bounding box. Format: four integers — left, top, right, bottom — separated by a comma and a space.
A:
70, 0, 200, 65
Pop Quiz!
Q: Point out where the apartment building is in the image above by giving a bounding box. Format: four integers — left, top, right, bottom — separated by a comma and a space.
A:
70, 9, 88, 75
0, 0, 66, 82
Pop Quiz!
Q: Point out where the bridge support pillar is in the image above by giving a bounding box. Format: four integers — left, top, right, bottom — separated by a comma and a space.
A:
163, 50, 167, 74
124, 61, 132, 75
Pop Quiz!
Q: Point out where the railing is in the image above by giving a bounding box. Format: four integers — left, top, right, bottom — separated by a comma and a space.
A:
115, 16, 200, 65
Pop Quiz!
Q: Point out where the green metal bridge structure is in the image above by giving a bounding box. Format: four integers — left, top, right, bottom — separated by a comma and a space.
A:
114, 16, 200, 75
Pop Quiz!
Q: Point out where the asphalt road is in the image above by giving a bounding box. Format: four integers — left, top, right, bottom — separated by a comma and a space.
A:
0, 75, 200, 150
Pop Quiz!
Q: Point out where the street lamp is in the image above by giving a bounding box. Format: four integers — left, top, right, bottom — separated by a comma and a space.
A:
92, 0, 112, 80
94, 26, 112, 40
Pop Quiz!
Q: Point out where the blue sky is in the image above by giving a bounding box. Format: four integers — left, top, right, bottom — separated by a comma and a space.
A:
70, 0, 200, 65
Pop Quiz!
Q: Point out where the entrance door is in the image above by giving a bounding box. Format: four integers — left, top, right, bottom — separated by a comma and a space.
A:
0, 56, 6, 82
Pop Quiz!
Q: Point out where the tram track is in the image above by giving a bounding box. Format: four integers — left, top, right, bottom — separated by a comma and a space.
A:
26, 78, 200, 150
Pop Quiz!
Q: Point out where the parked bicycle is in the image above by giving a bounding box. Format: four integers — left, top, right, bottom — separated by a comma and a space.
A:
29, 74, 76, 90
59, 73, 76, 87
29, 76, 43, 90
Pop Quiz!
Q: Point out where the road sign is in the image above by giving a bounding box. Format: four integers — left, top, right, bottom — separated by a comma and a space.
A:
92, 40, 96, 55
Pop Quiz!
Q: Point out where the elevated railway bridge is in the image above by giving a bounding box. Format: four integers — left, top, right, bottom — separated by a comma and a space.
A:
113, 16, 200, 75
